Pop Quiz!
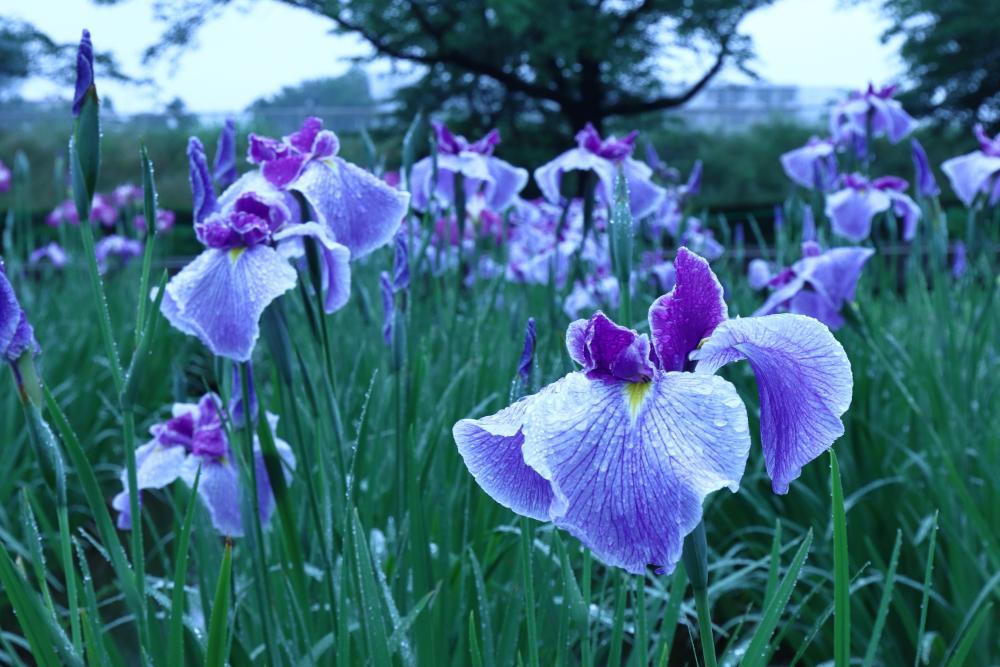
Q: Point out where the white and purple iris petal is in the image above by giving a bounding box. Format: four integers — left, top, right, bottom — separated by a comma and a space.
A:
409, 122, 529, 213
248, 116, 409, 260
754, 243, 874, 330
0, 260, 39, 364
830, 84, 916, 145
115, 395, 296, 536
825, 173, 920, 242
534, 123, 666, 219
941, 125, 1000, 208
780, 137, 839, 191
455, 247, 853, 573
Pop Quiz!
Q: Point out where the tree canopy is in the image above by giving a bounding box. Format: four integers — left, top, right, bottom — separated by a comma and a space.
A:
121, 0, 771, 139
880, 0, 1000, 124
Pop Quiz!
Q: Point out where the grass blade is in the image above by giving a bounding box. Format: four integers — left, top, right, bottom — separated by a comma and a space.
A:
167, 470, 201, 667
862, 530, 902, 667
831, 451, 851, 667
740, 529, 813, 667
204, 540, 233, 667
944, 602, 993, 667
913, 511, 938, 667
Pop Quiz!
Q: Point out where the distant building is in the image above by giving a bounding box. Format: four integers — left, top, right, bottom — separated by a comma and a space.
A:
670, 83, 847, 132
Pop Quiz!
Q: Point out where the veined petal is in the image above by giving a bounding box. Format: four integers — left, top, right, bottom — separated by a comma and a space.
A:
484, 156, 529, 211
825, 186, 891, 242
648, 247, 728, 372
520, 371, 749, 574
162, 246, 297, 361
453, 396, 555, 521
253, 431, 296, 525
183, 457, 244, 537
693, 314, 853, 494
292, 159, 409, 259
534, 148, 616, 205
274, 222, 352, 313
941, 152, 1000, 207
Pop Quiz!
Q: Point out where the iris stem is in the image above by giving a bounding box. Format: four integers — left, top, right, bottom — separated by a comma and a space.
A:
682, 520, 717, 667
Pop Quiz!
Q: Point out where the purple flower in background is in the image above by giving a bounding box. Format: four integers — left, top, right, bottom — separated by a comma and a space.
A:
91, 194, 118, 228
248, 117, 409, 261
112, 394, 295, 535
774, 205, 785, 230
454, 248, 852, 573
133, 210, 176, 234
46, 200, 79, 227
517, 317, 536, 384
951, 241, 967, 278
825, 173, 921, 242
682, 160, 703, 198
1, 259, 40, 365
72, 29, 94, 117
29, 243, 68, 270
213, 118, 238, 190
392, 227, 409, 292
0, 159, 11, 193
911, 139, 940, 198
563, 273, 619, 319
410, 122, 528, 212
535, 123, 666, 219
754, 241, 874, 329
780, 137, 838, 191
112, 183, 142, 207
95, 235, 142, 273
830, 83, 916, 145
639, 250, 676, 293
940, 125, 1000, 207
680, 218, 724, 261
162, 135, 351, 361
747, 258, 773, 290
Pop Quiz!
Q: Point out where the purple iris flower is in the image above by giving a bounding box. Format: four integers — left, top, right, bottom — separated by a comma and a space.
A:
754, 241, 874, 329
162, 136, 352, 361
563, 272, 619, 319
213, 118, 238, 190
747, 258, 772, 290
112, 394, 295, 535
940, 125, 1000, 207
830, 83, 916, 145
680, 218, 724, 261
409, 122, 528, 212
774, 205, 785, 230
780, 137, 838, 191
72, 29, 94, 117
454, 248, 852, 573
248, 117, 409, 260
639, 250, 676, 293
0, 159, 13, 193
46, 200, 79, 227
112, 183, 142, 207
825, 173, 921, 242
29, 243, 68, 270
1, 259, 40, 365
90, 194, 118, 228
392, 227, 409, 292
911, 139, 940, 198
535, 123, 666, 219
682, 160, 703, 198
94, 235, 143, 273
133, 210, 176, 235
517, 317, 536, 385
505, 199, 582, 287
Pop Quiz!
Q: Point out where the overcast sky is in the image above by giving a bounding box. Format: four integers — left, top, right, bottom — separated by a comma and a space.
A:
2, 0, 903, 114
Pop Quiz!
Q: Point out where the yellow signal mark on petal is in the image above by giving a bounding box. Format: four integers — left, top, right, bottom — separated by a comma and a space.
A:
229, 247, 246, 263
624, 380, 653, 421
